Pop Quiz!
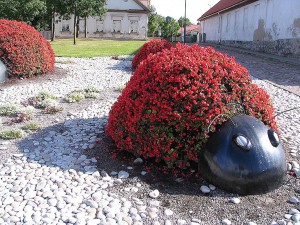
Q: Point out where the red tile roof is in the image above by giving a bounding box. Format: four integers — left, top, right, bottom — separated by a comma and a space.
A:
179, 25, 200, 33
198, 0, 258, 21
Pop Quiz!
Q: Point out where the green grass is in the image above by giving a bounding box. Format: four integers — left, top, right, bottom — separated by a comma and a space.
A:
51, 39, 146, 57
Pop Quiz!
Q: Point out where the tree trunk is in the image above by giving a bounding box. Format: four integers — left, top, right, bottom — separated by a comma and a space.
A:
51, 11, 56, 41
76, 16, 80, 38
85, 17, 88, 38
73, 10, 77, 45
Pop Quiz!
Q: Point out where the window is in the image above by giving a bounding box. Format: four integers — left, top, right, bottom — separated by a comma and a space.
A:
79, 19, 85, 33
218, 16, 222, 33
96, 19, 104, 32
113, 20, 121, 32
234, 11, 239, 30
226, 13, 230, 32
130, 20, 138, 33
62, 17, 70, 32
243, 8, 248, 30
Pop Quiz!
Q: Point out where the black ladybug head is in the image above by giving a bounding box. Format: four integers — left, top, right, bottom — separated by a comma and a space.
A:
198, 114, 286, 195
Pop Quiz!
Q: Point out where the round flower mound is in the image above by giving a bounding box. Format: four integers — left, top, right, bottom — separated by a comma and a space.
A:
0, 20, 55, 79
132, 39, 173, 70
107, 43, 277, 169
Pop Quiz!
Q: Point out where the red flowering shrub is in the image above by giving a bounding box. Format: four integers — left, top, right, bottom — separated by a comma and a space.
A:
107, 43, 277, 169
132, 39, 173, 70
0, 20, 55, 79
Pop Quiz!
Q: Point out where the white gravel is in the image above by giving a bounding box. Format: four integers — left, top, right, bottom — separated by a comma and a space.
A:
0, 57, 300, 225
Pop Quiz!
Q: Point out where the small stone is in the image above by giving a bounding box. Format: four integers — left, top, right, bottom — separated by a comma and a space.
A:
177, 219, 186, 225
165, 220, 172, 225
164, 209, 173, 216
175, 178, 184, 183
290, 197, 299, 204
292, 161, 300, 169
110, 171, 118, 176
3, 196, 14, 205
293, 214, 300, 222
149, 200, 160, 207
222, 219, 232, 225
285, 214, 292, 219
209, 184, 216, 191
229, 197, 241, 204
200, 185, 210, 194
289, 208, 299, 215
133, 158, 143, 165
85, 200, 98, 208
149, 190, 159, 198
141, 171, 147, 176
277, 219, 287, 225
246, 222, 257, 225
118, 171, 129, 179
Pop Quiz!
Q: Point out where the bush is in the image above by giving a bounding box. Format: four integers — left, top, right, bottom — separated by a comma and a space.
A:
0, 20, 55, 79
132, 39, 173, 70
0, 129, 22, 139
107, 44, 277, 169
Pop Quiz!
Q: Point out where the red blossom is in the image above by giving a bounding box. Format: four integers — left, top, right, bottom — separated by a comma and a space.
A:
132, 39, 173, 70
0, 20, 55, 79
107, 43, 277, 169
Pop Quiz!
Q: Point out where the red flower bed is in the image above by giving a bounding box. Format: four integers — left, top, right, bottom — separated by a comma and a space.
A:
132, 39, 173, 70
107, 43, 277, 169
0, 20, 55, 79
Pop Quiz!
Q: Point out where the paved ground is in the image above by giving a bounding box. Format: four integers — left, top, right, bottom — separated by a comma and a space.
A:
199, 43, 300, 96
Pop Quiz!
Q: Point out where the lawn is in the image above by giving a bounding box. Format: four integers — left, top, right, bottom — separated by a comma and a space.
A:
50, 38, 147, 57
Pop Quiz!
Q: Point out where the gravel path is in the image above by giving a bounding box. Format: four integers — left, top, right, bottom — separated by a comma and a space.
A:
0, 56, 300, 225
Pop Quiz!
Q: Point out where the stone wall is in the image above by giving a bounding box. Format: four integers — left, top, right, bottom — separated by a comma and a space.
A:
207, 39, 300, 58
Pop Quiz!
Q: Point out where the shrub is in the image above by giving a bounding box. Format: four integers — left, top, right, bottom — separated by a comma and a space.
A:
21, 91, 57, 109
65, 91, 85, 103
7, 112, 31, 125
0, 104, 19, 116
0, 20, 55, 79
0, 129, 22, 139
131, 39, 173, 70
22, 122, 40, 131
43, 105, 63, 114
107, 44, 277, 169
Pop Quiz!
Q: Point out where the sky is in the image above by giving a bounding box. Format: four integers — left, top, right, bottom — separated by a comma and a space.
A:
150, 0, 220, 24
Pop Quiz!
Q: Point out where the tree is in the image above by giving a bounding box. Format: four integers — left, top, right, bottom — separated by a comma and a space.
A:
178, 16, 193, 27
45, 0, 70, 41
60, 0, 106, 44
162, 17, 180, 38
0, 0, 46, 26
148, 13, 165, 37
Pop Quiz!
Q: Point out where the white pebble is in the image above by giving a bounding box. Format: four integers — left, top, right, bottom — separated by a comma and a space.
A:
200, 185, 210, 194
149, 190, 160, 198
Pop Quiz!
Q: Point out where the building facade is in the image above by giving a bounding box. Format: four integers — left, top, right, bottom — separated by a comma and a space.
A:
55, 0, 150, 40
198, 0, 300, 57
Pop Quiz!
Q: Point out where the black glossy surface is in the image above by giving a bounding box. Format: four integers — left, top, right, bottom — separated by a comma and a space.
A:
198, 115, 286, 195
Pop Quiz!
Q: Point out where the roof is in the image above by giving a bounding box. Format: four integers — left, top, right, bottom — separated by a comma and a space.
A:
198, 0, 258, 21
133, 0, 151, 12
179, 25, 200, 33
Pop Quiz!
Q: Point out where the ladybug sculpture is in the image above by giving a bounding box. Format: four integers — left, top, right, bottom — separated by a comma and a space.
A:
198, 114, 286, 195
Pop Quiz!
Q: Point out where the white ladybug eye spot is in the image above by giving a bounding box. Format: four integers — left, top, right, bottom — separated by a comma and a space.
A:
268, 129, 280, 147
233, 134, 252, 151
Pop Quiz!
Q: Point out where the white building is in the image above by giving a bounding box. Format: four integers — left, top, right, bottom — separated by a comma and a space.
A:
55, 0, 150, 40
198, 0, 300, 57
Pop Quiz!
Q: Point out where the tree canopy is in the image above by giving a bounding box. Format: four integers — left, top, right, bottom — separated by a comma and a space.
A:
0, 0, 46, 26
147, 5, 180, 38
178, 16, 193, 27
